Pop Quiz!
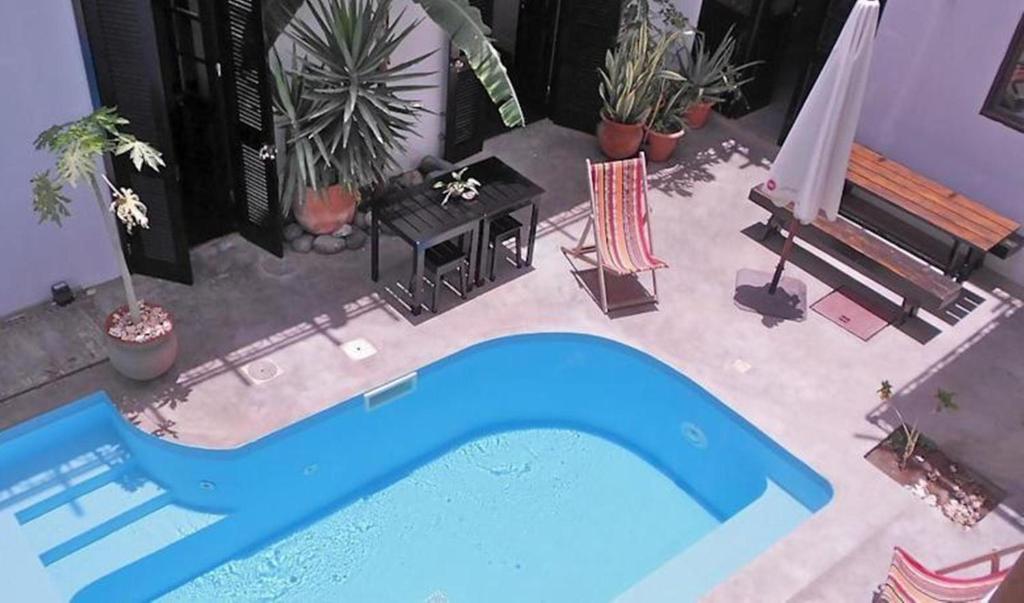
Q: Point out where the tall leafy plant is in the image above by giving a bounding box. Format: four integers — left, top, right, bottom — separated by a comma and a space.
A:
265, 0, 524, 128
677, 28, 758, 107
31, 107, 163, 323
598, 19, 678, 125
284, 0, 435, 191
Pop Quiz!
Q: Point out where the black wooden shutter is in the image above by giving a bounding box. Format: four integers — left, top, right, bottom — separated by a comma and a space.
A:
443, 0, 494, 162
77, 0, 194, 284
548, 0, 623, 133
218, 0, 283, 256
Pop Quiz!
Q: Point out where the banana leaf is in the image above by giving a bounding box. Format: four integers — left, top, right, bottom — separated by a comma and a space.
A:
408, 0, 524, 128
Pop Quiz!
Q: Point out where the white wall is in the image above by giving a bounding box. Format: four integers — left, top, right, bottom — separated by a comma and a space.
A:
857, 0, 1024, 283
0, 1, 118, 317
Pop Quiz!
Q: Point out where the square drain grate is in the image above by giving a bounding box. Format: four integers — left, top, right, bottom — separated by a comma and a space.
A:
342, 337, 377, 361
243, 359, 282, 384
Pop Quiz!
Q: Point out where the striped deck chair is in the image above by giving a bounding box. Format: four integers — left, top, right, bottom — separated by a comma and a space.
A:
877, 545, 1023, 603
562, 153, 667, 314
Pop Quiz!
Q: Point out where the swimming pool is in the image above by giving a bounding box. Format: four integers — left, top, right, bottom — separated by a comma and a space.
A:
0, 333, 831, 602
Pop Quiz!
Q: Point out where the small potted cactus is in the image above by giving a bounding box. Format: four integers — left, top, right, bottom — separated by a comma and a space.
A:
32, 107, 178, 380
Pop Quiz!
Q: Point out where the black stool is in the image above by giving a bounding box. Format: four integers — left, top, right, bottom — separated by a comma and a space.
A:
419, 240, 469, 313
488, 214, 523, 281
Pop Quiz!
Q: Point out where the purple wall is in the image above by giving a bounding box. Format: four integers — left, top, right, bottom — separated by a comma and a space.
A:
0, 2, 117, 317
857, 0, 1024, 282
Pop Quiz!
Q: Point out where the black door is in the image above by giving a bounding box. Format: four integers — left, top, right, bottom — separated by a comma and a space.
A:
77, 0, 194, 284
548, 0, 622, 133
443, 0, 496, 162
512, 0, 561, 121
218, 0, 283, 256
163, 0, 237, 247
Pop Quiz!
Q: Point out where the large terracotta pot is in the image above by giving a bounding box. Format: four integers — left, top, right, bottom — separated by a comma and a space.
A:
684, 102, 714, 129
597, 117, 644, 159
646, 128, 685, 162
294, 184, 359, 234
104, 304, 178, 381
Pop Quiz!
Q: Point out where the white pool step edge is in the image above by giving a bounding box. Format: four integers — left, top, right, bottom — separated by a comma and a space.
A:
615, 480, 812, 603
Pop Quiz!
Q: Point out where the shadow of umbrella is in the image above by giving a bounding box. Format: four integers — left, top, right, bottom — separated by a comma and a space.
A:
734, 268, 807, 326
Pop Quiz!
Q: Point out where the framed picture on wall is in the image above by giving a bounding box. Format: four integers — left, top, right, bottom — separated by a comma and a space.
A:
982, 13, 1024, 132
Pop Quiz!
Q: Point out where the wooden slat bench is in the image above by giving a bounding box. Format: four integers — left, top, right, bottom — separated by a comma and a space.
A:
749, 185, 963, 323
843, 144, 1021, 280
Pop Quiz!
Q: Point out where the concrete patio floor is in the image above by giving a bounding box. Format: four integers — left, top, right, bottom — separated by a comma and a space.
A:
2, 118, 1022, 601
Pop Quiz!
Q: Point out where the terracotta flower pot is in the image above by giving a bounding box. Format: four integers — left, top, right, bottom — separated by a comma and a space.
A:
645, 128, 685, 162
104, 303, 178, 381
294, 184, 360, 234
684, 102, 714, 129
597, 117, 644, 159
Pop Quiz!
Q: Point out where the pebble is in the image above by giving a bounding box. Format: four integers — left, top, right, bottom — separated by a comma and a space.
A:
332, 224, 354, 238
313, 234, 346, 254
345, 230, 368, 250
283, 223, 305, 242
290, 234, 314, 253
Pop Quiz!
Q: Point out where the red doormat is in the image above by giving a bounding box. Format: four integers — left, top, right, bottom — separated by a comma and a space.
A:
811, 288, 891, 341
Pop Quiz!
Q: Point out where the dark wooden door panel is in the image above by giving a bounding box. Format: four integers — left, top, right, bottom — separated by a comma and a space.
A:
548, 0, 622, 133
77, 0, 194, 284
443, 0, 495, 162
218, 0, 283, 256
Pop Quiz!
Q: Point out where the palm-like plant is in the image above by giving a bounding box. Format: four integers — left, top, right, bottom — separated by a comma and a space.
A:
31, 107, 163, 324
677, 28, 758, 107
265, 0, 523, 128
598, 20, 678, 125
285, 0, 434, 192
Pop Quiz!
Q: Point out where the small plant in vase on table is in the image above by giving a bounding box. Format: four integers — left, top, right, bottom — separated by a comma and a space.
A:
434, 168, 481, 206
31, 107, 178, 380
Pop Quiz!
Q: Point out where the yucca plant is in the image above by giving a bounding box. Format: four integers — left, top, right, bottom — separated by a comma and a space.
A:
677, 28, 758, 107
266, 0, 523, 129
269, 47, 328, 216
31, 107, 163, 324
598, 19, 678, 125
284, 0, 435, 193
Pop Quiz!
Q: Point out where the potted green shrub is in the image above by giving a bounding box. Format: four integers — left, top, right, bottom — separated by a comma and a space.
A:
270, 0, 524, 228
597, 19, 677, 159
678, 29, 757, 129
645, 76, 693, 161
31, 107, 178, 380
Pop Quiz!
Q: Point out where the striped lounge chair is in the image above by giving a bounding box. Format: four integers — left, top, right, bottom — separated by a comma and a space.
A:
878, 545, 1022, 602
563, 153, 667, 314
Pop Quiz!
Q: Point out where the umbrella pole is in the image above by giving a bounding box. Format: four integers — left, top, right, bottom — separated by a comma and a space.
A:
769, 217, 801, 294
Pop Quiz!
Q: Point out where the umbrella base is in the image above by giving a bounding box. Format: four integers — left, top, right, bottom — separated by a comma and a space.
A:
734, 268, 807, 322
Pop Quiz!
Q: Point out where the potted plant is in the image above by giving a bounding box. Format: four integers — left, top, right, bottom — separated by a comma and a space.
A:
645, 76, 693, 161
597, 19, 677, 159
269, 47, 348, 235
677, 28, 757, 129
31, 107, 178, 380
271, 0, 524, 229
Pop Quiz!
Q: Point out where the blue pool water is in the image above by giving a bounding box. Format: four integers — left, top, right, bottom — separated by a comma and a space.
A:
0, 334, 831, 602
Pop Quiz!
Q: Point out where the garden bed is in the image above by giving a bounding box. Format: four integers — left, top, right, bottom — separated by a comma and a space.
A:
865, 428, 1005, 527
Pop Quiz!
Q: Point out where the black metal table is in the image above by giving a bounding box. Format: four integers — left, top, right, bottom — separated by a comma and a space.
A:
371, 157, 545, 314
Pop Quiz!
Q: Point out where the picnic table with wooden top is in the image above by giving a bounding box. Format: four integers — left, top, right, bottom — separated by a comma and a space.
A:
844, 143, 1021, 280
370, 157, 545, 315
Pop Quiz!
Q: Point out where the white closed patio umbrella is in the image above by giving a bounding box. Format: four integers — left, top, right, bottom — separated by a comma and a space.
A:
735, 0, 880, 321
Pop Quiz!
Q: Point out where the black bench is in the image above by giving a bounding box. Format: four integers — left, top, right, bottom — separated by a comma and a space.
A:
749, 186, 963, 324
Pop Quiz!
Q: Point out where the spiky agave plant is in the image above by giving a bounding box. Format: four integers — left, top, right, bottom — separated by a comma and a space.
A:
31, 107, 163, 324
598, 18, 678, 125
677, 27, 759, 108
284, 0, 435, 192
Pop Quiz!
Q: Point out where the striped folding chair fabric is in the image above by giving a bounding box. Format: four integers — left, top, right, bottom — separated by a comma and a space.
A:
879, 547, 1009, 603
562, 153, 666, 313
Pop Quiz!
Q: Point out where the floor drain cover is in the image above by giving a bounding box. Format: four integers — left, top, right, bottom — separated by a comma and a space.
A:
245, 359, 281, 384
342, 338, 378, 361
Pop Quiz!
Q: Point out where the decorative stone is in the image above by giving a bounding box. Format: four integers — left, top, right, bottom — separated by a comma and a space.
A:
332, 223, 354, 238
283, 222, 305, 242
290, 234, 314, 253
313, 234, 346, 254
354, 210, 370, 229
345, 230, 367, 250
